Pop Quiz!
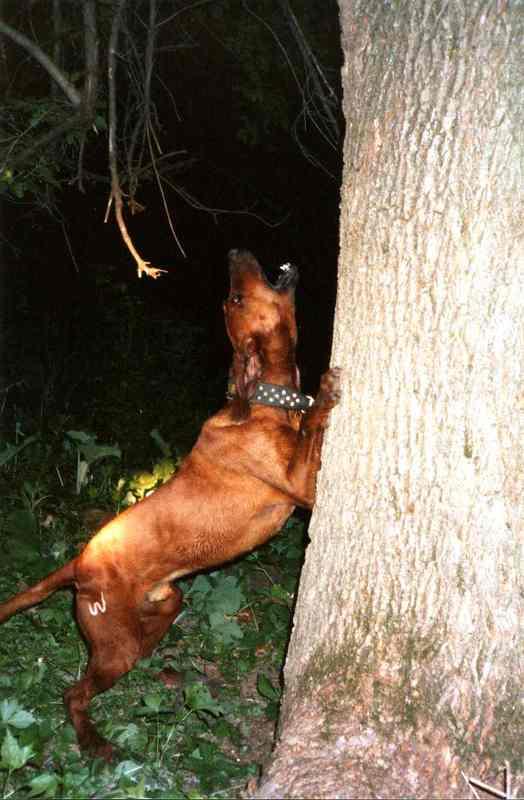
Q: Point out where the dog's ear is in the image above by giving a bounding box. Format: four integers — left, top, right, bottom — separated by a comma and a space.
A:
230, 338, 262, 421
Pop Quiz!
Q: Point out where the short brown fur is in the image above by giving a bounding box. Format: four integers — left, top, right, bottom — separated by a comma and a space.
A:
0, 249, 341, 760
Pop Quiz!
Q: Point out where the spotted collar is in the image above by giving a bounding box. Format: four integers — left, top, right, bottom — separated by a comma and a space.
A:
251, 382, 315, 411
251, 382, 314, 411
227, 380, 314, 411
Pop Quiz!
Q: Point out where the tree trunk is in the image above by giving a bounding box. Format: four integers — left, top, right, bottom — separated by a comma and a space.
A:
254, 1, 524, 797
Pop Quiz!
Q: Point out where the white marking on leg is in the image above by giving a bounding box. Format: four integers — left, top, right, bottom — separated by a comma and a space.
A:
88, 592, 107, 616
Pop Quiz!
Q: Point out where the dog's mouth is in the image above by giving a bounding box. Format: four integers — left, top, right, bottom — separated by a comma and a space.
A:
228, 249, 299, 293
263, 260, 299, 292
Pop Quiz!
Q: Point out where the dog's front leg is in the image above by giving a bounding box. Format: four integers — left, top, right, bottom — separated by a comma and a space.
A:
286, 367, 341, 507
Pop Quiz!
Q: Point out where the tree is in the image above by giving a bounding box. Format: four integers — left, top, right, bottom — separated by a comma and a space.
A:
253, 1, 524, 797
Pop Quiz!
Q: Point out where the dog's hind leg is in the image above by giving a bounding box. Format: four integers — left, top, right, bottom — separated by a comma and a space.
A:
65, 585, 183, 760
139, 583, 183, 658
65, 591, 143, 761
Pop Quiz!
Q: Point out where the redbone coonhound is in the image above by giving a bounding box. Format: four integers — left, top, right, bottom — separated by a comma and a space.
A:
0, 249, 341, 761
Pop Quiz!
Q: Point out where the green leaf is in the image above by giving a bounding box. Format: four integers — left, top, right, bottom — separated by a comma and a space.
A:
188, 574, 212, 599
1, 729, 34, 770
113, 724, 143, 748
207, 576, 245, 616
65, 430, 92, 444
184, 684, 224, 717
65, 430, 120, 465
81, 442, 121, 464
207, 614, 243, 645
120, 776, 147, 798
28, 772, 61, 798
113, 759, 143, 780
257, 673, 280, 702
143, 693, 162, 713
270, 583, 292, 603
0, 434, 39, 466
0, 698, 36, 729
152, 458, 177, 482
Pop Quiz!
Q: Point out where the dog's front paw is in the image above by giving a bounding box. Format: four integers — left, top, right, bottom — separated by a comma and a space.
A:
318, 367, 342, 409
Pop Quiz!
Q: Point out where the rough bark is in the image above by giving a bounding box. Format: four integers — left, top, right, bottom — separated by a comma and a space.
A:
253, 1, 524, 797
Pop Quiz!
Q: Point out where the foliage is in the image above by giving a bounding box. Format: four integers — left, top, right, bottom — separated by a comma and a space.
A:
0, 385, 308, 797
0, 98, 105, 207
64, 430, 121, 494
0, 0, 340, 213
114, 455, 179, 507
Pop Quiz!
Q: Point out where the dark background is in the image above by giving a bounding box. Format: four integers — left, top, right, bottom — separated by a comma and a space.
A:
1, 0, 342, 467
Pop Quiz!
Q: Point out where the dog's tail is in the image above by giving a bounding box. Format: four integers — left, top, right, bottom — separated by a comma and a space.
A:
0, 560, 76, 624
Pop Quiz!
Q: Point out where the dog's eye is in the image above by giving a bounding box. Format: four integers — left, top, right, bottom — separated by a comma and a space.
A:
230, 293, 243, 305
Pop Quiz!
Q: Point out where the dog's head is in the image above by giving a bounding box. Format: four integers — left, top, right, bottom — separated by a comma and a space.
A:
224, 249, 299, 420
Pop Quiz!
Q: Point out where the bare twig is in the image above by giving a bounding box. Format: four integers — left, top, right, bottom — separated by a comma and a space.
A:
107, 0, 165, 279
156, 0, 217, 29
143, 0, 156, 130
281, 0, 339, 145
124, 11, 148, 189
146, 126, 187, 257
74, 0, 98, 192
134, 149, 190, 180
60, 218, 79, 273
142, 0, 186, 256
75, 133, 87, 192
163, 178, 288, 228
242, 0, 339, 177
82, 0, 99, 123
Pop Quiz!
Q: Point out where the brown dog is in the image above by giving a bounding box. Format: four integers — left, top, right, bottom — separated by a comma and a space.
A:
0, 249, 340, 761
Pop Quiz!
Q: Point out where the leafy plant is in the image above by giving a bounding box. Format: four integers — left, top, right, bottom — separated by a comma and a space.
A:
0, 434, 40, 468
64, 430, 121, 494
114, 454, 179, 507
257, 674, 282, 721
0, 328, 309, 797
186, 573, 247, 646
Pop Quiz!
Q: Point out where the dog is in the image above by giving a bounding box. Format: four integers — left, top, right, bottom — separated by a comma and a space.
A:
0, 249, 341, 761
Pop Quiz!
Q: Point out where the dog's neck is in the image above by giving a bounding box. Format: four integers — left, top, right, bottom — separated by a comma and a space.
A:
260, 365, 298, 389
226, 358, 312, 411
246, 362, 314, 411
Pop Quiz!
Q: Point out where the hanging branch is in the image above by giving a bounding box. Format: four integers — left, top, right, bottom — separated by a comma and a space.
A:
75, 0, 98, 191
0, 18, 81, 107
144, 0, 186, 256
106, 0, 166, 279
118, 2, 185, 255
